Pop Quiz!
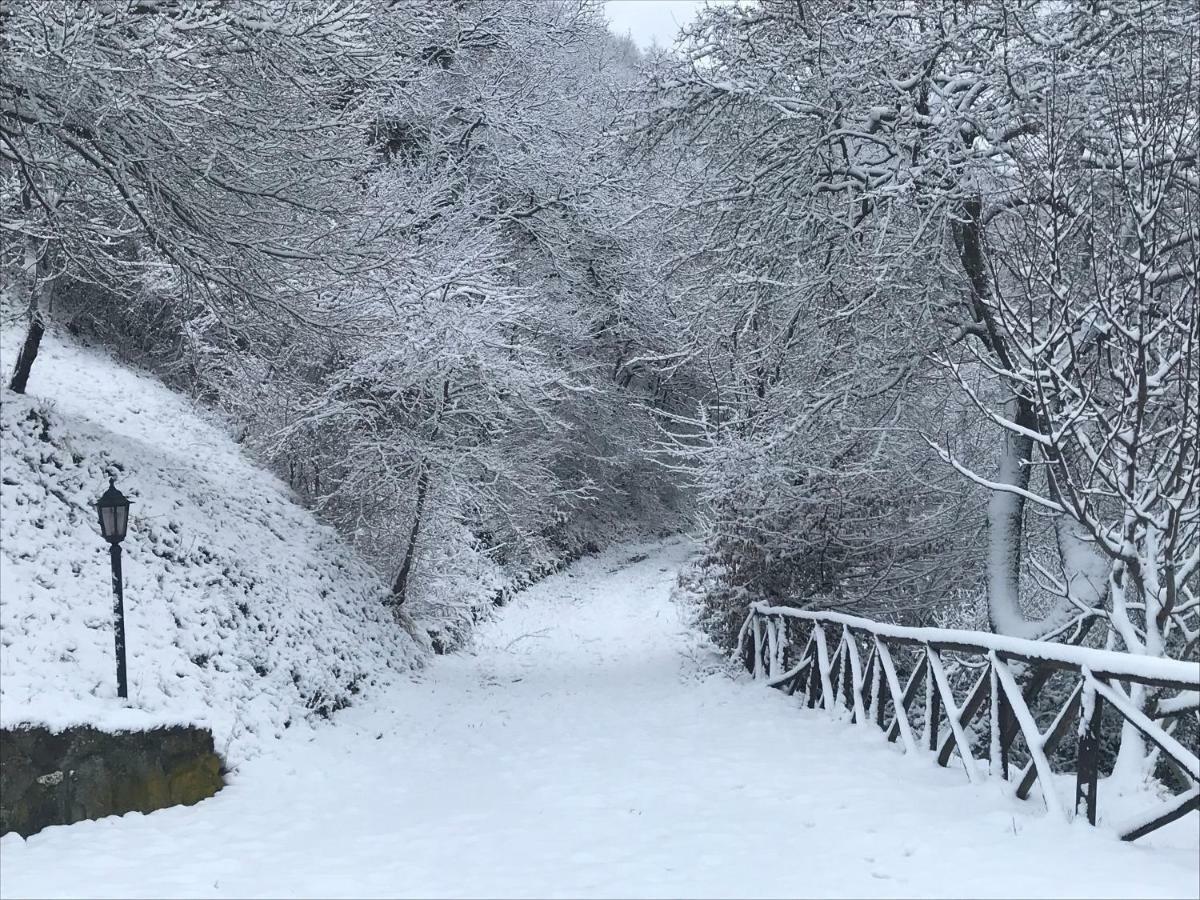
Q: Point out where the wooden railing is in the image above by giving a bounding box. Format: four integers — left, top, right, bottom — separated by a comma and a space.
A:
739, 603, 1200, 842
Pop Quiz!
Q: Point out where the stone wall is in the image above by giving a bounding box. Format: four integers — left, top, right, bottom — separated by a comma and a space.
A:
0, 724, 224, 837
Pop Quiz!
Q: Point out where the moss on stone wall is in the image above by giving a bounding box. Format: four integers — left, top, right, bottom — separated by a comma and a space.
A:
0, 724, 224, 837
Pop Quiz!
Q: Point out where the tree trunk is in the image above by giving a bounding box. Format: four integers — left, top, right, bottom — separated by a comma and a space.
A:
1048, 465, 1110, 613
9, 314, 45, 394
389, 463, 430, 606
10, 188, 55, 395
986, 422, 1034, 634
953, 198, 1046, 635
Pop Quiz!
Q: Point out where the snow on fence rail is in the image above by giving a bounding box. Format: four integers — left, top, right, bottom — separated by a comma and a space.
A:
738, 603, 1200, 842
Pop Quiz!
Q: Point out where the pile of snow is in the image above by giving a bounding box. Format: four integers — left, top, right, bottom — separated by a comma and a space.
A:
0, 332, 421, 764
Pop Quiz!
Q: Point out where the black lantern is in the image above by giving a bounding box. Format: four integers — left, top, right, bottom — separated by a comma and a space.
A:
96, 478, 131, 544
96, 477, 133, 699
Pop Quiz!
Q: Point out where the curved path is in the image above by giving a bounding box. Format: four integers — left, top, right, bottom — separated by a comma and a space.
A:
3, 539, 1196, 898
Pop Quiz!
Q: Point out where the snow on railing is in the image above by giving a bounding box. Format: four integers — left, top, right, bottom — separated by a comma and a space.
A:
739, 602, 1200, 842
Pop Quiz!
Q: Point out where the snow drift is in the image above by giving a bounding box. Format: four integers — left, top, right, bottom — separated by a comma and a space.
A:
0, 333, 421, 764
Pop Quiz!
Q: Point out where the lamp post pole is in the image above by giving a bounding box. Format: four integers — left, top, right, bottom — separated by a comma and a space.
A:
97, 477, 132, 700
110, 541, 128, 699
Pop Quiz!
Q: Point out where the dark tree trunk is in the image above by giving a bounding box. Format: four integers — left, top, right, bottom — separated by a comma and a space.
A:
9, 314, 45, 394
954, 197, 1042, 633
10, 185, 53, 395
389, 463, 430, 606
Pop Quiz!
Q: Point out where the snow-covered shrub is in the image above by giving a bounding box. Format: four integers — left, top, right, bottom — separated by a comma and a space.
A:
403, 522, 505, 655
673, 555, 742, 650
675, 404, 986, 652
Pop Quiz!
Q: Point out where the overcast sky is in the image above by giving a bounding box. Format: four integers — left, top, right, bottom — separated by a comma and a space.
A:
604, 0, 709, 49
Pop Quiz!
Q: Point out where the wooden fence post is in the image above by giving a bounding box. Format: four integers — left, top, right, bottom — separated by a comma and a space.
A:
926, 652, 940, 752
1075, 681, 1103, 826
751, 616, 764, 681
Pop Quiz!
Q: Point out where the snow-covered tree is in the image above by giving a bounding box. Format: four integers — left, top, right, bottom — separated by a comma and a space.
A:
2, 1, 687, 644
640, 0, 1198, 665
1, 0, 395, 391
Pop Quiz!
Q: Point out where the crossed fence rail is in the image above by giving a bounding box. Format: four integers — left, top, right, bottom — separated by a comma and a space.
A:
739, 602, 1200, 842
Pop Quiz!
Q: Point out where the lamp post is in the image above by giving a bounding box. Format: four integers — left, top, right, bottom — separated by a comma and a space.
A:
96, 478, 132, 699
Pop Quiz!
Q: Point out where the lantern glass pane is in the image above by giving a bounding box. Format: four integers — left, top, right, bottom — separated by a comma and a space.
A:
101, 506, 117, 540
115, 505, 128, 539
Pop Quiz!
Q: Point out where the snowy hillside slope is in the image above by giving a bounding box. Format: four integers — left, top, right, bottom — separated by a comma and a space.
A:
0, 331, 421, 764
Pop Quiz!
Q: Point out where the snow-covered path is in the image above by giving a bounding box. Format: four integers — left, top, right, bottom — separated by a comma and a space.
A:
2, 539, 1197, 899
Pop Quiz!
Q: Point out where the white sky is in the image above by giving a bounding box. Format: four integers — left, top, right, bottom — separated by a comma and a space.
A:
604, 0, 709, 49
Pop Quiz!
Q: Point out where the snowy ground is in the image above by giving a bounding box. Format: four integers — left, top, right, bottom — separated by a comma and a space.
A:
2, 539, 1197, 899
